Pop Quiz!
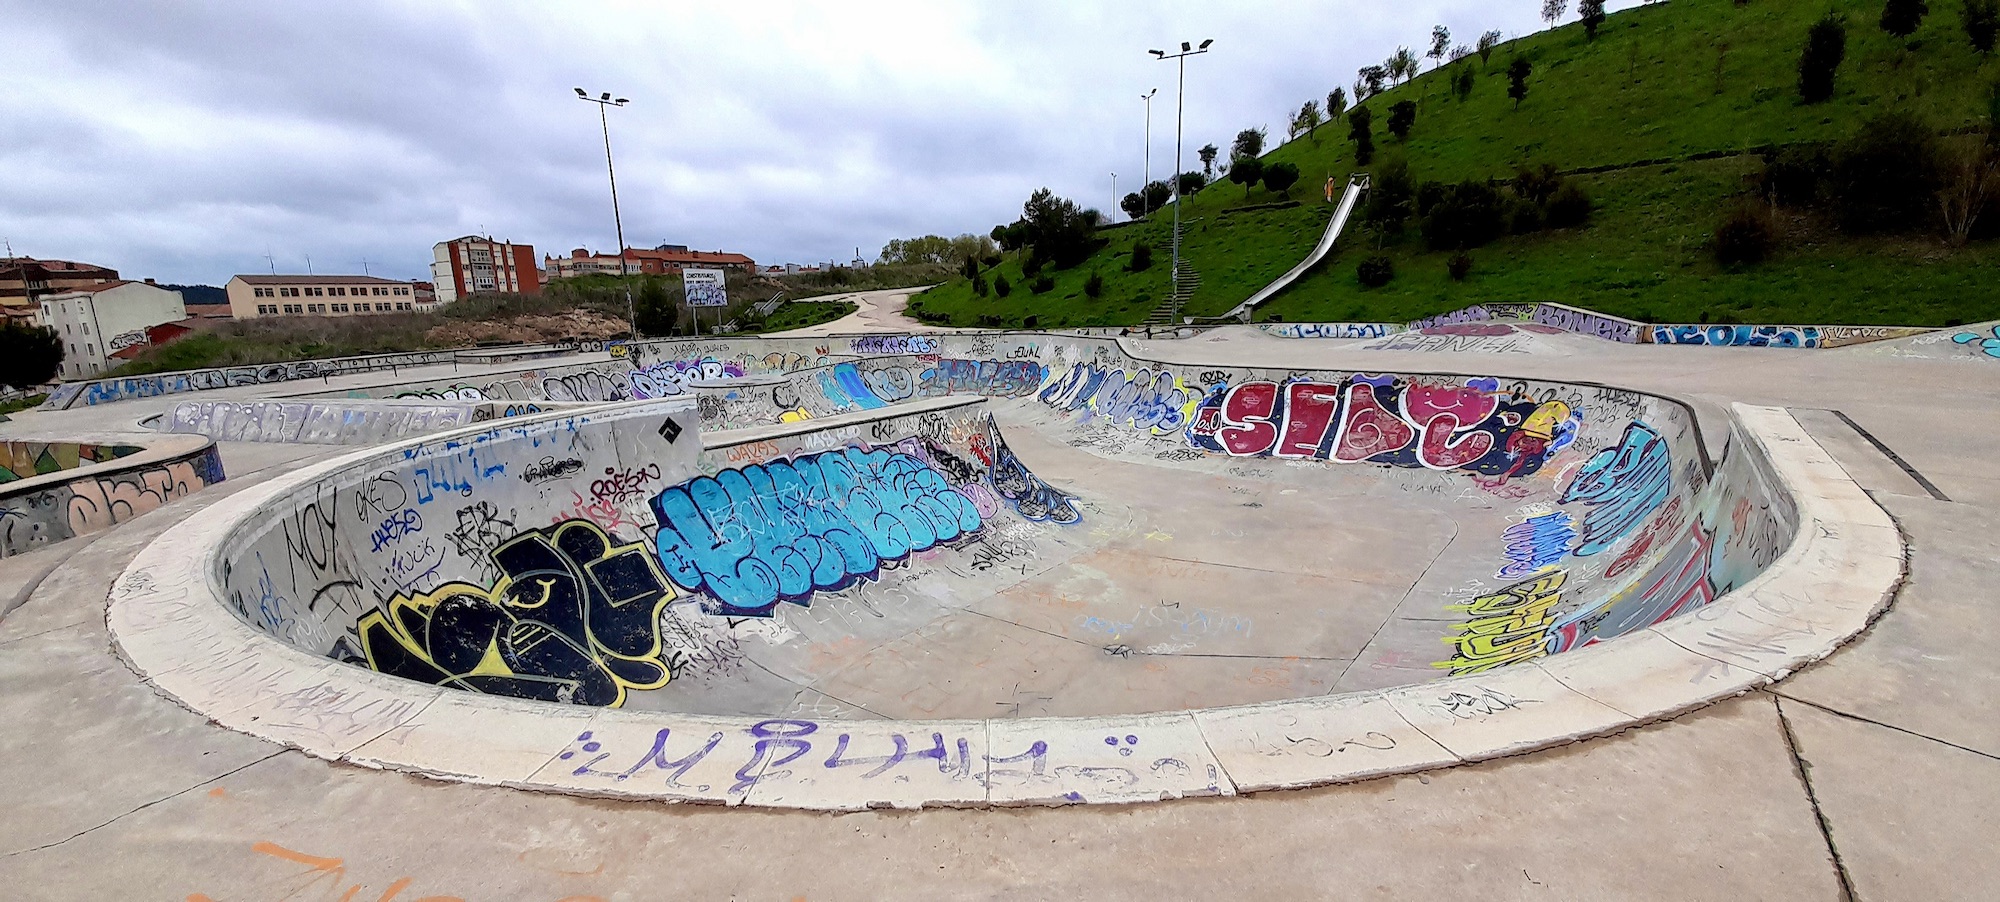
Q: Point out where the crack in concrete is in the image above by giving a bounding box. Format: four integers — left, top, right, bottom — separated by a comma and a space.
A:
0, 749, 285, 861
1771, 693, 1858, 902
1771, 690, 2000, 764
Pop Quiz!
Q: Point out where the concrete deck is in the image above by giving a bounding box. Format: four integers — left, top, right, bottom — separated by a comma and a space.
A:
0, 325, 1995, 898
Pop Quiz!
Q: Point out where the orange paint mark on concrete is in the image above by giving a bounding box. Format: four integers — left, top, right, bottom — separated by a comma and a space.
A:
207, 786, 226, 798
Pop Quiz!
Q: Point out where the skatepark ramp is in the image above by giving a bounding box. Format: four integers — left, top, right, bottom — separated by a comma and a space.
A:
0, 434, 222, 557
1223, 172, 1370, 321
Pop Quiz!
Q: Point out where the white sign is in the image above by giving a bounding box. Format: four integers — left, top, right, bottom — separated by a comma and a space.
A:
683, 268, 728, 308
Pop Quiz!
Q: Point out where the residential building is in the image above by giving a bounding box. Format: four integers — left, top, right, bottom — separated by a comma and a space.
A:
37, 280, 187, 379
543, 244, 756, 279
429, 236, 540, 303
1, 256, 120, 320
224, 275, 422, 319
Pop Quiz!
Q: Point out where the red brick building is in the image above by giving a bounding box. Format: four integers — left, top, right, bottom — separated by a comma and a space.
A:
544, 244, 756, 279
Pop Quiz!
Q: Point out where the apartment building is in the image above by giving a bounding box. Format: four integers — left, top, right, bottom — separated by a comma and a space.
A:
1, 256, 120, 321
430, 236, 540, 303
543, 244, 755, 279
37, 280, 187, 379
225, 275, 421, 319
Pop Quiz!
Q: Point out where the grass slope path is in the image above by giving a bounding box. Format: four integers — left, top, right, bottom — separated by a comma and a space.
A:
912, 0, 2000, 330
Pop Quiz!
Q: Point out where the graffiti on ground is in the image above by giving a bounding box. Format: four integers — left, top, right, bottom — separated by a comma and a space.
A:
1495, 510, 1574, 580
355, 519, 677, 707
649, 446, 986, 617
1953, 326, 2000, 359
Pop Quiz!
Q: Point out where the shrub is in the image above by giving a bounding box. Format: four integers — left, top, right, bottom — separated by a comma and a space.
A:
1262, 161, 1301, 197
1031, 275, 1056, 294
971, 274, 988, 297
1084, 271, 1104, 298
1714, 203, 1776, 265
1799, 15, 1847, 104
1512, 164, 1562, 205
1129, 242, 1154, 272
1365, 157, 1416, 233
1422, 180, 1506, 250
1879, 0, 1928, 39
1387, 101, 1418, 140
1760, 143, 1831, 206
1969, 0, 2000, 54
1229, 156, 1266, 196
1357, 255, 1396, 288
1544, 182, 1593, 228
1348, 106, 1375, 165
0, 322, 62, 391
993, 274, 1012, 297
1830, 111, 1944, 234
1177, 172, 1208, 196
1447, 253, 1474, 281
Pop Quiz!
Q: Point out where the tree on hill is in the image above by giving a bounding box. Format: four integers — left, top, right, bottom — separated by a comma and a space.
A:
1326, 87, 1348, 121
1263, 162, 1302, 198
1830, 111, 1944, 234
1007, 188, 1100, 270
1543, 0, 1570, 28
1799, 14, 1848, 104
1198, 143, 1220, 177
1880, 0, 1929, 39
1429, 26, 1452, 70
1231, 127, 1267, 160
1120, 180, 1173, 220
1966, 0, 1999, 54
1291, 99, 1324, 143
1356, 65, 1388, 101
1387, 48, 1419, 84
1478, 30, 1503, 64
1453, 64, 1478, 101
0, 322, 62, 392
1388, 101, 1418, 140
1580, 0, 1607, 40
1508, 56, 1534, 109
1450, 44, 1474, 63
1178, 172, 1209, 196
1348, 105, 1376, 165
1228, 156, 1266, 196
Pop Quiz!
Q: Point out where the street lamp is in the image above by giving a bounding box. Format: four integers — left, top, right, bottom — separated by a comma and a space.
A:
1110, 172, 1118, 224
1139, 88, 1157, 218
575, 87, 637, 339
1150, 39, 1212, 328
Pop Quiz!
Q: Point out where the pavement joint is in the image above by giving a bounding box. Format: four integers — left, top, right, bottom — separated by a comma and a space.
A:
1772, 693, 1858, 902
0, 749, 285, 861
1770, 690, 2000, 764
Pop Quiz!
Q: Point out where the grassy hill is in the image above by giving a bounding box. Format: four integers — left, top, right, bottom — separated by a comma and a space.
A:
909, 0, 2000, 328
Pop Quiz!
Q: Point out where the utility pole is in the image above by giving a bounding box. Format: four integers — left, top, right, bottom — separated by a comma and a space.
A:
1140, 88, 1158, 218
1110, 172, 1118, 223
575, 88, 636, 339
1151, 39, 1213, 328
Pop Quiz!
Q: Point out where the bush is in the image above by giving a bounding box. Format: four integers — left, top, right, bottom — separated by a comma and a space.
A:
1229, 156, 1266, 196
1422, 180, 1506, 251
1799, 14, 1847, 104
1084, 271, 1104, 298
1128, 242, 1154, 272
1512, 164, 1562, 205
1387, 100, 1418, 140
1031, 275, 1056, 294
1357, 255, 1396, 287
1365, 158, 1416, 233
1830, 112, 1944, 234
1760, 143, 1831, 206
1177, 172, 1208, 196
1714, 203, 1776, 265
1348, 106, 1375, 165
1505, 197, 1545, 234
993, 274, 1012, 297
971, 274, 988, 297
0, 321, 62, 390
1544, 182, 1593, 228
1447, 253, 1474, 281
1262, 161, 1301, 197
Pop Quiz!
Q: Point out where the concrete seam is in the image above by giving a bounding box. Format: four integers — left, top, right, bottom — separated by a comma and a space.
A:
1771, 693, 1859, 902
1769, 690, 2000, 765
1333, 517, 1461, 689
0, 748, 284, 860
1533, 662, 1642, 721
1828, 409, 1951, 502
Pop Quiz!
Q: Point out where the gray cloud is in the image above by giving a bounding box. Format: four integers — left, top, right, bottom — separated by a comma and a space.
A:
0, 0, 1644, 285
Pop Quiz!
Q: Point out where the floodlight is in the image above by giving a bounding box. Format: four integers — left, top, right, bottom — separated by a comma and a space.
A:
1199, 39, 1213, 49
574, 87, 587, 96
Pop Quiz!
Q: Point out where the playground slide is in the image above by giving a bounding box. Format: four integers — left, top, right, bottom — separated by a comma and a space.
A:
1223, 173, 1370, 321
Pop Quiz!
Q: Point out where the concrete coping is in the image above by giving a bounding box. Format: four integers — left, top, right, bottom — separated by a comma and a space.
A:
104, 402, 1902, 811
0, 432, 215, 499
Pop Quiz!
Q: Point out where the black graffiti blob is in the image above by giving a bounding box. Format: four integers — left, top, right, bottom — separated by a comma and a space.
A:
354, 520, 676, 707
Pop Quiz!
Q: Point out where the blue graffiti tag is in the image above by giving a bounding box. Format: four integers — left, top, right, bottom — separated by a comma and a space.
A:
985, 421, 1081, 524
1495, 511, 1575, 579
649, 447, 984, 616
1560, 423, 1671, 556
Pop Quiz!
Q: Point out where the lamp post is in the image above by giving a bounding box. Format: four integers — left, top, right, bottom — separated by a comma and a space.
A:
1140, 88, 1157, 218
1150, 39, 1212, 327
575, 88, 636, 339
1110, 172, 1118, 223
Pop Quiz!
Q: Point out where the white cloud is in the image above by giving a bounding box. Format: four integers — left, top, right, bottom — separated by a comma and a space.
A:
0, 0, 1645, 284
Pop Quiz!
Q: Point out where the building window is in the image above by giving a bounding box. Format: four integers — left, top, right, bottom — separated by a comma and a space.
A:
396, 302, 412, 311
307, 303, 326, 313
394, 287, 409, 296
375, 302, 390, 311
82, 322, 89, 334
257, 304, 276, 314
283, 304, 302, 313
332, 303, 348, 312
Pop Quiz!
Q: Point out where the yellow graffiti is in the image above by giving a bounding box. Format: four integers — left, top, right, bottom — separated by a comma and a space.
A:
358, 520, 676, 707
1520, 400, 1573, 440
778, 406, 814, 423
1435, 570, 1566, 676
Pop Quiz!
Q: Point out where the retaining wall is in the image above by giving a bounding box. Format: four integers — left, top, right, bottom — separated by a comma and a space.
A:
0, 433, 223, 556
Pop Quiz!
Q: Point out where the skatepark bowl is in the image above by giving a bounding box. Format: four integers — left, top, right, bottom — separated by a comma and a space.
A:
103, 331, 1902, 810
0, 434, 224, 559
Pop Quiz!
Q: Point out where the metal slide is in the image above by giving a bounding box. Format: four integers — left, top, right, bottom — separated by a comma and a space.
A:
1221, 172, 1370, 321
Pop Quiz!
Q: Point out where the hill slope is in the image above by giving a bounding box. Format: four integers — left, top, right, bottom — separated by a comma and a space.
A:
910, 0, 2000, 329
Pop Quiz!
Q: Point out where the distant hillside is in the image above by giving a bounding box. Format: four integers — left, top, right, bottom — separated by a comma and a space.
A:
160, 284, 226, 306
912, 0, 2000, 328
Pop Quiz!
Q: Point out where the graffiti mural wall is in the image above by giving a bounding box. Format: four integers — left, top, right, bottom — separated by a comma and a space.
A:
43, 349, 456, 409
0, 436, 224, 557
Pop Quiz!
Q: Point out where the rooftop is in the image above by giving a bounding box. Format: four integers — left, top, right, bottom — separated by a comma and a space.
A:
230, 274, 411, 285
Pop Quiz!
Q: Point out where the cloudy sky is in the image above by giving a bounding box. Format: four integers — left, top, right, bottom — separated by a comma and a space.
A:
1, 1, 1644, 286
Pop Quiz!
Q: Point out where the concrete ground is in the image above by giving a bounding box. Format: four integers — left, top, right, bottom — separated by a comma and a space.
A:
1, 327, 1996, 899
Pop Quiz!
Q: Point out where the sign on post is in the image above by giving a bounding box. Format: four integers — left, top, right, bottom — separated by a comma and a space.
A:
683, 268, 728, 308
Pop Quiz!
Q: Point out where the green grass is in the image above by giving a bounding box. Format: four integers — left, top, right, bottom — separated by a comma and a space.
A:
911, 0, 2000, 328
751, 299, 860, 332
